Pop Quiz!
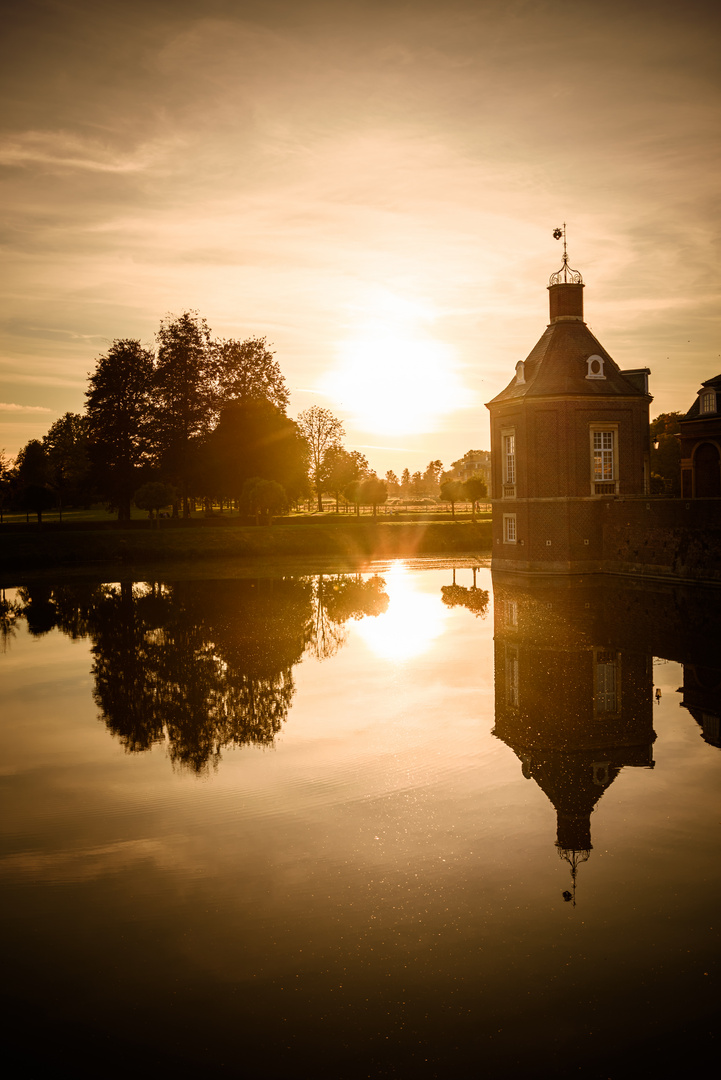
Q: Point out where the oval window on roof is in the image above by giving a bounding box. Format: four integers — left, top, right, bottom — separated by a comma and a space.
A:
515, 360, 525, 384
586, 355, 606, 379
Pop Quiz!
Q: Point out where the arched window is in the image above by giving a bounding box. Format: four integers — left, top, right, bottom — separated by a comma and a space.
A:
693, 442, 721, 497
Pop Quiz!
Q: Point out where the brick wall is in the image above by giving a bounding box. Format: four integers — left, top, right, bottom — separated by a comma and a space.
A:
491, 496, 720, 583
490, 398, 649, 503
602, 498, 721, 584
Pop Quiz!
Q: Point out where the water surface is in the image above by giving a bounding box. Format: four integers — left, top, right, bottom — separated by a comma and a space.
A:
1, 562, 719, 1077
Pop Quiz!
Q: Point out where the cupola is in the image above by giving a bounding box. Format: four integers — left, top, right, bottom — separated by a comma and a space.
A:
548, 225, 584, 322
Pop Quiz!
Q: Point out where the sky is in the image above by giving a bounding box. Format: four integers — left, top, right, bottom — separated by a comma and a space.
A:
2, 0, 720, 476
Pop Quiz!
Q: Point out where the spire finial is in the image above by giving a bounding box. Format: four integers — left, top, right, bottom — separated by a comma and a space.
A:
558, 844, 591, 906
550, 224, 583, 285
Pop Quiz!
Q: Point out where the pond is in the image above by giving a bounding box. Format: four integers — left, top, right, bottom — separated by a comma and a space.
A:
1, 561, 719, 1078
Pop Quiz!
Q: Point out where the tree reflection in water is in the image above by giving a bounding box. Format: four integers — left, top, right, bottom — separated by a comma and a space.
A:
440, 566, 489, 618
0, 587, 22, 652
309, 573, 390, 660
14, 574, 388, 772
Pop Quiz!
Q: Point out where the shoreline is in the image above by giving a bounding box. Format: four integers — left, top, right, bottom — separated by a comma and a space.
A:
0, 520, 492, 585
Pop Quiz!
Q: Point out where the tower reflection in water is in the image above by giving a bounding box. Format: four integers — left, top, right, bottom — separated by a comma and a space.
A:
492, 575, 657, 903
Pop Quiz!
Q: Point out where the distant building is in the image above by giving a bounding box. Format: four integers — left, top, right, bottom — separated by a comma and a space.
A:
679, 374, 721, 498
449, 450, 491, 489
485, 250, 652, 572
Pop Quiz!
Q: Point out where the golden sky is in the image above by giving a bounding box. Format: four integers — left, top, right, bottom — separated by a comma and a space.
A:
2, 0, 719, 474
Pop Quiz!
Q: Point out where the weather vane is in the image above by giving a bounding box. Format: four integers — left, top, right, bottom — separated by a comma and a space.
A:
549, 222, 583, 286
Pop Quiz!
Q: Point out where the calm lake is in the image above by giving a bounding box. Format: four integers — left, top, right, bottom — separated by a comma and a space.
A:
1, 560, 719, 1078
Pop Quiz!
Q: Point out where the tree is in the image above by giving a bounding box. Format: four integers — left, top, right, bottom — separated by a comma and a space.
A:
297, 406, 345, 511
0, 449, 12, 524
321, 446, 369, 512
423, 459, 443, 496
359, 474, 388, 517
85, 339, 155, 521
463, 475, 488, 522
15, 440, 55, 523
650, 412, 682, 494
344, 478, 362, 516
43, 412, 91, 518
385, 470, 400, 496
240, 477, 287, 524
410, 470, 425, 497
212, 337, 289, 414
134, 481, 178, 526
439, 478, 465, 518
154, 311, 214, 517
400, 467, 411, 495
203, 399, 308, 506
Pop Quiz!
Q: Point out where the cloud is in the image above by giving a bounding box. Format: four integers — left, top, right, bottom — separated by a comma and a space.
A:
0, 373, 87, 389
0, 130, 167, 173
0, 402, 53, 413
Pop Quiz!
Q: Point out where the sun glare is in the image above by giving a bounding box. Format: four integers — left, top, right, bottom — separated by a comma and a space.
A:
323, 292, 468, 435
352, 562, 449, 661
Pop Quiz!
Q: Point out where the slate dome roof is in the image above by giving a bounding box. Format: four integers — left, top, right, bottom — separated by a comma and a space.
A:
487, 319, 650, 405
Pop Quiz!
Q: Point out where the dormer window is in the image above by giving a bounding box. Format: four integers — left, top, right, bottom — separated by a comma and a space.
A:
586, 355, 606, 380
515, 360, 525, 384
701, 391, 716, 414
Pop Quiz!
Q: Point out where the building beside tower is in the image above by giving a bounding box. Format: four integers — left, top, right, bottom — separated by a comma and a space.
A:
679, 373, 721, 498
485, 250, 653, 573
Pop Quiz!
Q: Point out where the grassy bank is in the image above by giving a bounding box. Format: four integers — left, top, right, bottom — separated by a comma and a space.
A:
1, 519, 492, 579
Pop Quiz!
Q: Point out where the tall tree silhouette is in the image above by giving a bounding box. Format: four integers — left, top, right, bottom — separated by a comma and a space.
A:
154, 312, 214, 517
43, 412, 91, 518
85, 340, 155, 521
14, 440, 55, 523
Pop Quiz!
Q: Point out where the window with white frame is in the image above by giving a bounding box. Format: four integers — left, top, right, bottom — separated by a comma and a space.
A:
594, 650, 619, 715
503, 514, 517, 544
505, 646, 519, 707
504, 599, 518, 627
590, 425, 618, 494
593, 431, 615, 481
503, 433, 516, 484
701, 391, 716, 414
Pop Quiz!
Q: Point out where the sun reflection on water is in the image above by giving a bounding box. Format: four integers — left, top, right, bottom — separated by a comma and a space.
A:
352, 561, 449, 661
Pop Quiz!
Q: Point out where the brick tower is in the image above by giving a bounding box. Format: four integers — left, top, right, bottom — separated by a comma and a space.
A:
486, 239, 652, 573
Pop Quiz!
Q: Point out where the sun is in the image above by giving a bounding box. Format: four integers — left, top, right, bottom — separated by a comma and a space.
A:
322, 292, 469, 435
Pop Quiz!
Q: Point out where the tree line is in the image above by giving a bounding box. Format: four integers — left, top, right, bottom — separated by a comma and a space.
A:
0, 310, 492, 523
0, 314, 376, 522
